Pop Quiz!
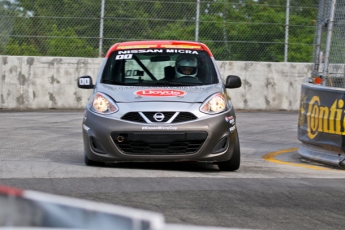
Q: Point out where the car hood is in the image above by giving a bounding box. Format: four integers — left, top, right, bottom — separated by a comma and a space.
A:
96, 84, 223, 103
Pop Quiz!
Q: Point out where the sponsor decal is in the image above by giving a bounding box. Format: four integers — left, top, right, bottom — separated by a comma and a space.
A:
300, 95, 345, 139
117, 45, 158, 49
229, 125, 236, 133
225, 116, 235, 125
166, 49, 199, 54
134, 89, 187, 97
298, 93, 307, 127
83, 124, 90, 131
118, 49, 163, 54
117, 49, 198, 54
142, 126, 177, 130
117, 45, 201, 49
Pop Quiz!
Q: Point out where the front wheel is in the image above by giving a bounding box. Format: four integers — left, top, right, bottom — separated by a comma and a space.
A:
217, 132, 240, 171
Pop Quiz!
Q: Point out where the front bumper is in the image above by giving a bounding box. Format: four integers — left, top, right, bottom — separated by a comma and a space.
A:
82, 102, 238, 163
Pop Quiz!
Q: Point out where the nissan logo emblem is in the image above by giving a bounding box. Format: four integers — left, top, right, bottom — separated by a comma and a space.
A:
153, 113, 165, 122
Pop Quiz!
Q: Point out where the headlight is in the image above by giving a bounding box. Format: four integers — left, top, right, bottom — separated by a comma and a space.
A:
200, 93, 228, 114
90, 93, 118, 114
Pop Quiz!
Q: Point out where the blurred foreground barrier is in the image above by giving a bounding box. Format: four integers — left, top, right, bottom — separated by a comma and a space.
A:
0, 185, 246, 230
0, 185, 164, 230
298, 83, 345, 168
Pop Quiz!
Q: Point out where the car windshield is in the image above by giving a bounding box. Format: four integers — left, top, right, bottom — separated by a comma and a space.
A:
101, 49, 218, 86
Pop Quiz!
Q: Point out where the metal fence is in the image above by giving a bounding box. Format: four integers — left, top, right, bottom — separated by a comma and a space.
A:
0, 0, 318, 62
311, 0, 345, 87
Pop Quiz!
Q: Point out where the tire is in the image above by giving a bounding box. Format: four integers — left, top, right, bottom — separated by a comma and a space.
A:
84, 153, 104, 166
217, 132, 240, 171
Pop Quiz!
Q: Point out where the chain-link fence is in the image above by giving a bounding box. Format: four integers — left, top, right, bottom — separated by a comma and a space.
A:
311, 0, 345, 87
0, 0, 318, 62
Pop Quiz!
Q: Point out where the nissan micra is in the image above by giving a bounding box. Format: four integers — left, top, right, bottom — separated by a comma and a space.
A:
77, 40, 242, 171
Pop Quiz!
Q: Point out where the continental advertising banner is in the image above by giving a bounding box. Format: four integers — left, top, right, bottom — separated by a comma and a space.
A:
298, 83, 345, 152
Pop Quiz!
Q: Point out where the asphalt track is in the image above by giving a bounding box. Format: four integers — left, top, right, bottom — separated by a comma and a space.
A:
0, 110, 344, 230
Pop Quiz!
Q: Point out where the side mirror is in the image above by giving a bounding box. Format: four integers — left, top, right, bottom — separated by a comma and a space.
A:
225, 75, 241, 89
78, 76, 94, 89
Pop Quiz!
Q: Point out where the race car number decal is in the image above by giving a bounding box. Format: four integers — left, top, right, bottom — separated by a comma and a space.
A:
134, 89, 187, 97
116, 54, 133, 60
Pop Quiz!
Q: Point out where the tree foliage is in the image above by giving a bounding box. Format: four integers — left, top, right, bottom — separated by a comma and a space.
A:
46, 25, 96, 57
1, 0, 318, 62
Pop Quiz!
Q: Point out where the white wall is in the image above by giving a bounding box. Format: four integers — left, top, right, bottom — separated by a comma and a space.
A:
218, 61, 311, 110
0, 56, 311, 110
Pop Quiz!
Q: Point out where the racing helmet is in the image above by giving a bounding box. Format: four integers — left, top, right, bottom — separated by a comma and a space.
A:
175, 54, 198, 78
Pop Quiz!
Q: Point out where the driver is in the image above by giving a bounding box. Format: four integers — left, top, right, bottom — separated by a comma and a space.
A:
175, 54, 198, 78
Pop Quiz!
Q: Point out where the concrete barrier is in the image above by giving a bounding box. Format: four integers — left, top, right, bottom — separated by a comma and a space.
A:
0, 56, 311, 110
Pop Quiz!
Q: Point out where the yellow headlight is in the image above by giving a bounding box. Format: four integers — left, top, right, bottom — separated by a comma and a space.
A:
91, 93, 118, 114
200, 93, 227, 114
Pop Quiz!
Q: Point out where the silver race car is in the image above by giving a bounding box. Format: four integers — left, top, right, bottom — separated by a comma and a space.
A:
78, 40, 242, 171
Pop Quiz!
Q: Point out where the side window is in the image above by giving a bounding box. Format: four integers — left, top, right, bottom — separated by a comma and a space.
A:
102, 58, 124, 82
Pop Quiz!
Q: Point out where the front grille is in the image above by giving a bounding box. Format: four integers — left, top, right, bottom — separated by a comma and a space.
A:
172, 112, 197, 123
111, 131, 207, 155
121, 112, 197, 123
121, 112, 146, 123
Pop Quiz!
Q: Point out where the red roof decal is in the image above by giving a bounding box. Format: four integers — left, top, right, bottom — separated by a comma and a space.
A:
105, 40, 213, 57
134, 89, 187, 97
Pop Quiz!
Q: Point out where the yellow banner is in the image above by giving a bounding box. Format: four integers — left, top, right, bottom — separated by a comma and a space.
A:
302, 95, 345, 139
